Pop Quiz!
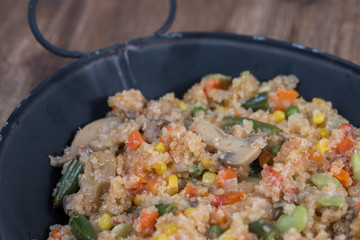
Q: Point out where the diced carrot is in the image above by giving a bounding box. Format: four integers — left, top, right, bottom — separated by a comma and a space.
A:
330, 164, 350, 187
138, 175, 148, 184
139, 210, 159, 234
147, 180, 158, 195
216, 168, 237, 188
211, 192, 245, 207
307, 149, 323, 163
125, 130, 144, 152
234, 112, 241, 116
340, 123, 353, 131
355, 198, 360, 211
203, 78, 227, 96
259, 152, 275, 167
212, 208, 227, 225
277, 88, 299, 101
51, 229, 63, 240
184, 183, 198, 197
175, 210, 185, 216
337, 138, 354, 153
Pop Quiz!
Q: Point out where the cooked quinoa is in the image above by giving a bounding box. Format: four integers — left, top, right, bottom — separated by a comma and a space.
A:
48, 72, 360, 240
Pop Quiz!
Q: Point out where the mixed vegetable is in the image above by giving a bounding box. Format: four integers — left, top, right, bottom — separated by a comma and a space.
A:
48, 72, 360, 240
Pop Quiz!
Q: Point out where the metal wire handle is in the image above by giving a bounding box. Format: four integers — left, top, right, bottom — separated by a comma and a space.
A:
28, 0, 177, 58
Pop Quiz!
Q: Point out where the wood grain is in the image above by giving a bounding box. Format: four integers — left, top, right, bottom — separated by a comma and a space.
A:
1, 0, 360, 127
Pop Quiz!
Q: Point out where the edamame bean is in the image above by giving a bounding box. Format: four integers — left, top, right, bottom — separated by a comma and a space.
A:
276, 206, 308, 233
208, 225, 224, 238
53, 159, 84, 207
192, 107, 207, 117
242, 92, 270, 111
155, 203, 177, 216
221, 116, 280, 135
189, 163, 204, 177
249, 220, 282, 240
351, 153, 360, 182
285, 106, 300, 118
310, 173, 341, 188
69, 213, 95, 240
317, 196, 345, 208
270, 145, 282, 156
111, 223, 134, 238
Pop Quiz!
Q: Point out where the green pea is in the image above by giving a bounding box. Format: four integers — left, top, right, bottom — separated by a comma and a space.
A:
192, 106, 207, 117
310, 173, 341, 188
208, 225, 224, 238
155, 203, 177, 216
351, 153, 360, 182
285, 106, 300, 118
189, 163, 204, 177
249, 220, 282, 240
111, 223, 134, 238
317, 196, 345, 208
276, 206, 308, 233
69, 213, 95, 240
270, 145, 282, 156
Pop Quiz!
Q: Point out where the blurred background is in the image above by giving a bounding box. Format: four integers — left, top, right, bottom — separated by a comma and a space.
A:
1, 0, 360, 127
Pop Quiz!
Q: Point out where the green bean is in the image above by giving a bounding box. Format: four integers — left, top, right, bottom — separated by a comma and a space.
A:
242, 92, 270, 111
248, 220, 282, 240
190, 163, 204, 177
208, 225, 224, 238
53, 159, 84, 207
270, 145, 282, 156
285, 106, 300, 118
351, 153, 360, 182
155, 203, 177, 216
310, 173, 341, 188
111, 223, 134, 238
205, 73, 232, 87
276, 206, 308, 233
192, 106, 207, 117
69, 213, 95, 240
317, 196, 345, 208
221, 116, 280, 135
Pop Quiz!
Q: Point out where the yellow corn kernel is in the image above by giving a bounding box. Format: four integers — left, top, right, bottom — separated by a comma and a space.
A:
319, 128, 329, 138
312, 97, 325, 104
313, 110, 325, 125
219, 229, 233, 239
154, 142, 167, 153
152, 234, 169, 240
178, 100, 187, 110
217, 107, 229, 112
272, 110, 286, 123
184, 207, 195, 217
154, 162, 168, 176
98, 213, 112, 231
202, 172, 217, 185
163, 223, 177, 236
201, 158, 213, 170
168, 175, 178, 195
316, 138, 329, 155
133, 195, 143, 206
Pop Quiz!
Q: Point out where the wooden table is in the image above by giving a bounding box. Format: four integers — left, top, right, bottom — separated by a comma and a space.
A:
1, 0, 360, 127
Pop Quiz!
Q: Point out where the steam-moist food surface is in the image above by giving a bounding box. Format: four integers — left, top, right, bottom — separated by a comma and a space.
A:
48, 72, 360, 240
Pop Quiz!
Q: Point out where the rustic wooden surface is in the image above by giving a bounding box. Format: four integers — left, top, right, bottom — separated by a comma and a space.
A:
1, 0, 360, 127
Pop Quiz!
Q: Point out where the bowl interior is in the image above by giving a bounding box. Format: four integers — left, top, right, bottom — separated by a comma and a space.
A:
1, 33, 360, 239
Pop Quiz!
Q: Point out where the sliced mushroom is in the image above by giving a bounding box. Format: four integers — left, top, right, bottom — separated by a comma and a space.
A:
71, 116, 121, 152
191, 120, 264, 167
142, 119, 170, 143
83, 152, 116, 201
